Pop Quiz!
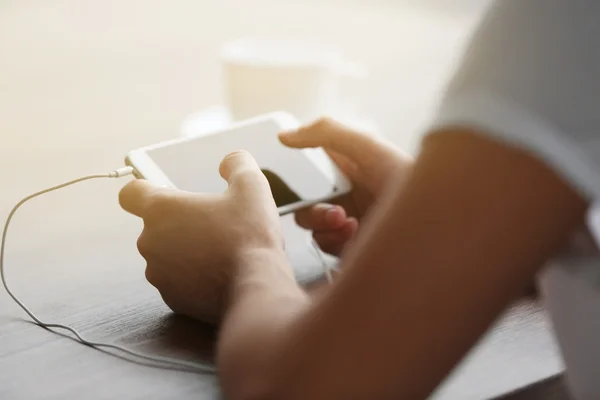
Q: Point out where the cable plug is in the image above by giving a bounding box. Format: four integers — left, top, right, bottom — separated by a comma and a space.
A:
109, 166, 135, 178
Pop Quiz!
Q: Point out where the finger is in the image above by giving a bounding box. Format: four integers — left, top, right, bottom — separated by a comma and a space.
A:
219, 150, 260, 182
295, 204, 347, 231
219, 150, 271, 199
294, 193, 360, 220
325, 149, 362, 183
278, 117, 380, 163
119, 179, 168, 218
313, 217, 358, 256
144, 264, 162, 288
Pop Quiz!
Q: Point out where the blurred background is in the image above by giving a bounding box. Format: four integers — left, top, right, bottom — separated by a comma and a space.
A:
0, 0, 489, 161
0, 0, 490, 238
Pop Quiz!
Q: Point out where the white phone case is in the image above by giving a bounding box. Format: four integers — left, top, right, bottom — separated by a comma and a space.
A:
125, 111, 352, 215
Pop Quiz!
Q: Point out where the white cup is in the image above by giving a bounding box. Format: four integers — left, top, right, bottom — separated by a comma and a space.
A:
220, 37, 367, 124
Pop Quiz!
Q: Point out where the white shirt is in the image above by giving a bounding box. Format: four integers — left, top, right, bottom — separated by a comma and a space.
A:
428, 1, 600, 398
433, 0, 600, 201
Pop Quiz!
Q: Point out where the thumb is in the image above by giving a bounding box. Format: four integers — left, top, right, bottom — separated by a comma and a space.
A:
119, 179, 174, 218
219, 150, 271, 200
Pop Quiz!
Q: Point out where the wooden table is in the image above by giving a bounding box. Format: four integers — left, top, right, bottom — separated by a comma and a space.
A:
0, 210, 570, 400
0, 0, 571, 398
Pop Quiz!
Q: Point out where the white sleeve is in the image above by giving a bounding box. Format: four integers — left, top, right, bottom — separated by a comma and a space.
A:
429, 0, 600, 200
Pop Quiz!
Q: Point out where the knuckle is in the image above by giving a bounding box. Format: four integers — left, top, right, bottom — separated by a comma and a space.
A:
136, 234, 150, 256
295, 204, 329, 227
144, 265, 160, 287
234, 167, 267, 187
231, 165, 253, 179
314, 117, 333, 129
294, 209, 310, 227
310, 117, 340, 146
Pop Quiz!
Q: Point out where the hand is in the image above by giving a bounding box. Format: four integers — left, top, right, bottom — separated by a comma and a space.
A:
118, 150, 291, 324
279, 118, 412, 256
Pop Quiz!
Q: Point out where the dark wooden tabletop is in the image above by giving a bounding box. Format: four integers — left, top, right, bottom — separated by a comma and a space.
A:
0, 207, 570, 399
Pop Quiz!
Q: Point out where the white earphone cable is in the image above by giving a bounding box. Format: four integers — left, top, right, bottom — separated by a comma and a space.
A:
309, 236, 339, 284
0, 167, 216, 374
1, 167, 335, 374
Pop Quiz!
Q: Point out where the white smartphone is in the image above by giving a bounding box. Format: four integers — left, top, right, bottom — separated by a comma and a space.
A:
125, 112, 352, 215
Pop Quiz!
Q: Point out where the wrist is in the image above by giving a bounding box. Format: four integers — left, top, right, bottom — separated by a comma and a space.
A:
227, 247, 305, 309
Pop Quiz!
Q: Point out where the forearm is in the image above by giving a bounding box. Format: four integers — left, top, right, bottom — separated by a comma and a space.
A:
216, 131, 587, 400
217, 248, 310, 399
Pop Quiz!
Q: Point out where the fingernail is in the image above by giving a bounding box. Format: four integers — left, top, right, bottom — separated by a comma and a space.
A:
325, 206, 342, 225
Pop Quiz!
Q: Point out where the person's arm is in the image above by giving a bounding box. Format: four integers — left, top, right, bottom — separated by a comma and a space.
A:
217, 129, 588, 399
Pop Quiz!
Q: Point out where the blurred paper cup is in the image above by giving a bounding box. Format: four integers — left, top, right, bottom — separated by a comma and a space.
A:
221, 37, 367, 124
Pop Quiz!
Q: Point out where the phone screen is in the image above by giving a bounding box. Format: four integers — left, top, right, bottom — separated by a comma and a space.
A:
144, 119, 338, 208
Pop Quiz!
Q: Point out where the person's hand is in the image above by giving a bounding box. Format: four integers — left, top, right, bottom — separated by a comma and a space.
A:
279, 118, 412, 256
118, 150, 291, 324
